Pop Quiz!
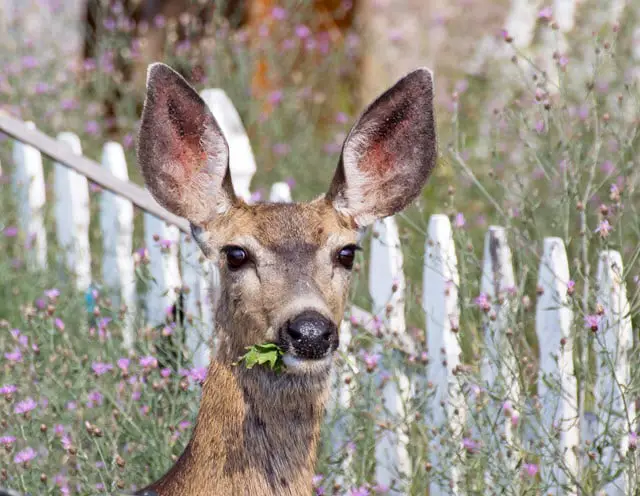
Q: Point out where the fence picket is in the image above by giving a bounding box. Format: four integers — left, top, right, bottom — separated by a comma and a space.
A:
368, 216, 411, 493
200, 89, 256, 201
54, 132, 91, 290
269, 182, 292, 203
480, 226, 519, 487
424, 214, 464, 495
535, 237, 578, 494
328, 319, 356, 490
143, 212, 181, 329
180, 233, 214, 370
595, 250, 634, 495
12, 121, 47, 269
100, 142, 136, 348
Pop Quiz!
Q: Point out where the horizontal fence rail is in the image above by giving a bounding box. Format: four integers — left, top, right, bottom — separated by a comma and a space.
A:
0, 112, 189, 232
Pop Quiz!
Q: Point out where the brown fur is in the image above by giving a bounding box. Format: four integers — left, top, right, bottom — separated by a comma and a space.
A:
136, 63, 436, 495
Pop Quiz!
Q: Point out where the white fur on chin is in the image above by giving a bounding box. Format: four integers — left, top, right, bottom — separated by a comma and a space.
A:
283, 354, 333, 375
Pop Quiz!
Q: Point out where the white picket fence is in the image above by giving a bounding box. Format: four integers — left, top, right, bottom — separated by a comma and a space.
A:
1, 87, 636, 494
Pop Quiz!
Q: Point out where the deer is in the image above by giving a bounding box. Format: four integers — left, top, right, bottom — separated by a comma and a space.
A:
133, 62, 437, 495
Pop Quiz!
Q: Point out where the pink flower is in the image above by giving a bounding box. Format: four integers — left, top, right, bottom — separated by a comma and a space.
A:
139, 356, 158, 368
14, 447, 36, 464
630, 432, 638, 450
523, 463, 539, 477
272, 143, 290, 156
14, 397, 37, 414
0, 435, 16, 446
86, 391, 104, 408
295, 24, 311, 39
271, 6, 287, 19
161, 368, 171, 378
335, 112, 349, 124
268, 90, 283, 105
189, 367, 208, 384
0, 384, 17, 395
92, 362, 113, 376
3, 226, 18, 237
474, 293, 491, 311
595, 219, 612, 238
54, 318, 65, 331
538, 6, 552, 19
44, 288, 60, 299
462, 437, 479, 453
5, 348, 22, 362
584, 314, 600, 331
454, 212, 465, 228
117, 358, 130, 372
362, 351, 380, 370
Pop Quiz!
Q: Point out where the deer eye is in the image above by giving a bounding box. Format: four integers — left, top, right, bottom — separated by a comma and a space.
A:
222, 246, 249, 270
336, 245, 360, 270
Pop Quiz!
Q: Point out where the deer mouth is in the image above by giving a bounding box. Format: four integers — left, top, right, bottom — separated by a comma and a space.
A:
281, 352, 335, 375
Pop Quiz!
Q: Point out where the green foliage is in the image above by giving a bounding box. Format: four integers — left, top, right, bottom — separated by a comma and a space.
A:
237, 343, 285, 373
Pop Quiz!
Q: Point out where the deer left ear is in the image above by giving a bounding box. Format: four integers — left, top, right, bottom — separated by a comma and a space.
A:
325, 68, 437, 227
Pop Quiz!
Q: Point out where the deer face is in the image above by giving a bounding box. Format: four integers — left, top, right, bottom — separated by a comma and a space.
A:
137, 63, 437, 375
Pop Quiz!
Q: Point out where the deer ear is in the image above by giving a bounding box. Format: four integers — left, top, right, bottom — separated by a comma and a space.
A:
137, 63, 236, 226
326, 68, 437, 227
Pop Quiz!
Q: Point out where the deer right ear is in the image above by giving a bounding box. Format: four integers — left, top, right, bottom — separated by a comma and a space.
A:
137, 63, 236, 226
325, 68, 437, 227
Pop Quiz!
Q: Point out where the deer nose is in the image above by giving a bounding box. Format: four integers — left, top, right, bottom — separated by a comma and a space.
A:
285, 311, 338, 359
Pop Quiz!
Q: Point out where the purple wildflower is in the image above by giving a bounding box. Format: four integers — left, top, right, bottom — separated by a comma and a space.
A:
362, 351, 380, 370
117, 358, 130, 372
595, 219, 612, 238
3, 226, 17, 237
295, 24, 311, 38
14, 397, 37, 414
139, 356, 158, 368
190, 367, 208, 384
474, 293, 491, 311
44, 288, 60, 299
454, 212, 465, 228
86, 390, 104, 408
349, 487, 369, 496
271, 6, 287, 19
523, 463, 539, 477
585, 314, 600, 332
14, 447, 36, 464
462, 437, 479, 454
0, 436, 16, 446
5, 348, 22, 363
92, 362, 113, 376
0, 384, 17, 395
538, 6, 552, 19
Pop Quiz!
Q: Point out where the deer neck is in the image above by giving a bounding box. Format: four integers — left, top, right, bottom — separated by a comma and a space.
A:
148, 323, 332, 496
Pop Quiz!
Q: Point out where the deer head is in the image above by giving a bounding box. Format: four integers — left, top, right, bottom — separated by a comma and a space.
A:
137, 63, 437, 376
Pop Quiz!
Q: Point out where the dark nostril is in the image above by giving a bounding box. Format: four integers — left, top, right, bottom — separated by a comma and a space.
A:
320, 326, 332, 341
287, 324, 303, 341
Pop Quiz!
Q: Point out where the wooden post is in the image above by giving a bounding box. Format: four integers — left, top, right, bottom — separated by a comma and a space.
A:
100, 142, 136, 349
180, 233, 215, 370
480, 226, 519, 489
143, 212, 181, 329
54, 132, 91, 290
269, 182, 292, 203
424, 214, 464, 495
368, 216, 411, 493
200, 89, 257, 202
536, 237, 578, 494
12, 121, 47, 270
595, 250, 634, 495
